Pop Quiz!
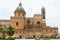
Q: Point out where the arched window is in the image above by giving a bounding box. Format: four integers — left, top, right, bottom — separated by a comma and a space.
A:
19, 35, 22, 38
18, 13, 20, 16
37, 21, 40, 24
36, 21, 40, 27
16, 22, 18, 26
33, 35, 35, 38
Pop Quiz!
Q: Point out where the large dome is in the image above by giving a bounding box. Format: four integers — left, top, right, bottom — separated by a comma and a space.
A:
15, 2, 25, 11
16, 6, 24, 11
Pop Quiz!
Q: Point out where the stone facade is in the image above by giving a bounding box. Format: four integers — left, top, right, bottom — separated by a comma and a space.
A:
0, 2, 58, 38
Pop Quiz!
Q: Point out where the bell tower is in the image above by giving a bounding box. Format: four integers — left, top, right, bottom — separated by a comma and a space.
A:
10, 2, 26, 30
41, 6, 46, 28
41, 6, 45, 19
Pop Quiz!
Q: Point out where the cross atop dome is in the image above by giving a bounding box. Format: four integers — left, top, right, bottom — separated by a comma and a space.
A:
19, 2, 22, 6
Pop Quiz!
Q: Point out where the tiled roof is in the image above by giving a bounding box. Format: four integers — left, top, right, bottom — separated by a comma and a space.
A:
26, 17, 33, 19
34, 14, 41, 16
0, 20, 10, 22
46, 26, 58, 29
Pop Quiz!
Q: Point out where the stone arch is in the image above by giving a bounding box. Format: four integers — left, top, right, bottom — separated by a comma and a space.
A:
37, 21, 40, 24
19, 35, 22, 38
33, 35, 36, 38
36, 21, 40, 27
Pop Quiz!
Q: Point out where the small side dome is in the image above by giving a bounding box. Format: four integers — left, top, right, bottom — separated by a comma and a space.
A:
15, 2, 25, 11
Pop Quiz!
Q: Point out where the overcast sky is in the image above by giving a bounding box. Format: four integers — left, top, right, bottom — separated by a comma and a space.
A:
0, 0, 60, 33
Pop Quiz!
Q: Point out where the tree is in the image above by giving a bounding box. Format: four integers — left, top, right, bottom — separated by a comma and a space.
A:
0, 23, 3, 28
0, 23, 3, 32
0, 23, 6, 38
2, 29, 7, 39
26, 18, 31, 26
26, 18, 31, 37
7, 25, 15, 37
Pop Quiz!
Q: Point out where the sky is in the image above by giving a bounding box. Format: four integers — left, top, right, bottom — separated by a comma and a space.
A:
0, 0, 60, 33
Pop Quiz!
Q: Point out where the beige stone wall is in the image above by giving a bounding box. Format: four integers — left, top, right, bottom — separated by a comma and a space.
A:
0, 3, 58, 38
10, 17, 25, 29
14, 11, 26, 17
33, 14, 42, 25
0, 14, 58, 38
25, 14, 46, 28
10, 10, 26, 30
0, 20, 10, 28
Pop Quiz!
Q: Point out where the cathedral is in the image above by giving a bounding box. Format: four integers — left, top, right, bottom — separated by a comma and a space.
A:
0, 2, 58, 38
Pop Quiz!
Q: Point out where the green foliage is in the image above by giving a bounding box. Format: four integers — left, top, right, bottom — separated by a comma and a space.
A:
26, 37, 34, 39
2, 29, 8, 39
7, 25, 15, 36
6, 37, 15, 40
0, 37, 15, 40
26, 18, 31, 29
7, 25, 14, 30
2, 30, 7, 34
44, 38, 50, 40
0, 23, 3, 28
26, 18, 31, 25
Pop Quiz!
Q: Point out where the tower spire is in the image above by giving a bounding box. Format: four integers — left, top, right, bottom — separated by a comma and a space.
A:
41, 6, 45, 19
19, 2, 22, 6
41, 6, 45, 14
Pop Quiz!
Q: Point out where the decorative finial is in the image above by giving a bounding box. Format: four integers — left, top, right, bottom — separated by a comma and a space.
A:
19, 2, 22, 6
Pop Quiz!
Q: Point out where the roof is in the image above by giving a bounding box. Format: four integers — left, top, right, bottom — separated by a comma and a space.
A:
26, 17, 33, 19
46, 26, 50, 28
15, 2, 25, 11
34, 14, 41, 16
0, 20, 10, 22
46, 26, 58, 29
